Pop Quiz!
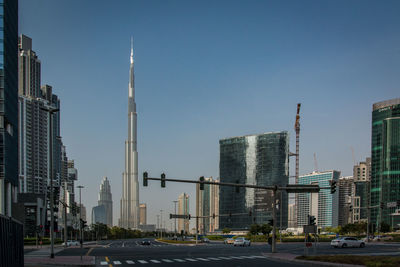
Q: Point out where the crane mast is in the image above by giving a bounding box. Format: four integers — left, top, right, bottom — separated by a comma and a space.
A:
294, 103, 301, 228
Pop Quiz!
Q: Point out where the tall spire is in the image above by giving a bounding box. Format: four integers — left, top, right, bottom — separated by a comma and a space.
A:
130, 36, 134, 64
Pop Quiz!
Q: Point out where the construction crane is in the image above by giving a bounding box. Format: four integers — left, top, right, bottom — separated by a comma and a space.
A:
294, 103, 301, 184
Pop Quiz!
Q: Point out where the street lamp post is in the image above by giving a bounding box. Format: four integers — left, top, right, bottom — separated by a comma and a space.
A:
77, 185, 84, 249
41, 106, 59, 259
173, 201, 178, 236
160, 210, 163, 240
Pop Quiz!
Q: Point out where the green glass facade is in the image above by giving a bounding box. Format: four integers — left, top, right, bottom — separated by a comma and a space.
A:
219, 132, 289, 230
371, 99, 400, 227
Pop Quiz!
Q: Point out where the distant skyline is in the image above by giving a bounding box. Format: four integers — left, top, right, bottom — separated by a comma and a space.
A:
19, 0, 400, 228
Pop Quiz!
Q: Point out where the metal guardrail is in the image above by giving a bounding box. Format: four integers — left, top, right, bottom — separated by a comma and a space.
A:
0, 214, 24, 267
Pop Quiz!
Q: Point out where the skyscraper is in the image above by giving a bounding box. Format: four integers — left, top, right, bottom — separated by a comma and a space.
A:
338, 176, 355, 226
219, 132, 289, 230
371, 98, 400, 227
119, 39, 139, 229
297, 171, 340, 228
0, 0, 18, 217
196, 177, 219, 234
178, 193, 189, 234
98, 177, 113, 227
353, 158, 371, 221
139, 203, 146, 225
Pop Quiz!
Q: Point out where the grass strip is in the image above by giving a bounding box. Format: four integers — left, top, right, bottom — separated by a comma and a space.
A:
296, 255, 400, 267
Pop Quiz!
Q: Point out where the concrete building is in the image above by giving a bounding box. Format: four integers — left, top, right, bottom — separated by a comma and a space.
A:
178, 193, 190, 234
338, 176, 355, 226
353, 158, 371, 222
371, 98, 400, 228
219, 132, 289, 230
98, 177, 113, 227
196, 177, 219, 234
288, 203, 296, 228
139, 203, 146, 225
297, 171, 340, 228
120, 39, 139, 229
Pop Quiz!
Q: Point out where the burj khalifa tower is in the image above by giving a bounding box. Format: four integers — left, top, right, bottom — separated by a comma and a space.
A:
119, 39, 139, 229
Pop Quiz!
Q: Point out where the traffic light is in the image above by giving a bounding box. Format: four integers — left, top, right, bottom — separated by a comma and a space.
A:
161, 173, 166, 188
380, 202, 385, 209
397, 199, 400, 207
229, 212, 232, 217
199, 176, 205, 190
349, 205, 353, 212
212, 213, 215, 219
309, 215, 316, 225
143, 172, 148, 187
329, 180, 337, 194
235, 180, 240, 193
80, 218, 87, 229
188, 214, 191, 220
249, 210, 252, 216
268, 219, 274, 226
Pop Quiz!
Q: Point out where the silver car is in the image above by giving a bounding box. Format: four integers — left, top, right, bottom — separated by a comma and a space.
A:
331, 237, 365, 248
233, 237, 251, 247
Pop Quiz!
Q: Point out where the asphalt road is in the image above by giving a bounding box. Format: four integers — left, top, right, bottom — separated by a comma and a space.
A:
55, 238, 400, 267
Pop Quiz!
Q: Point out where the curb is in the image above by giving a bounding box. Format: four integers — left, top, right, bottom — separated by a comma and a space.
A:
262, 253, 364, 267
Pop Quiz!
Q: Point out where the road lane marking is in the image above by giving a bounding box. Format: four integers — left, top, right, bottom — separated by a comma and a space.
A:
113, 261, 122, 265
150, 260, 161, 263
207, 257, 221, 260
173, 259, 186, 262
122, 242, 125, 247
162, 259, 173, 263
100, 262, 108, 265
138, 260, 148, 264
218, 257, 231, 260
126, 260, 135, 264
196, 258, 210, 261
185, 258, 198, 262
86, 248, 94, 256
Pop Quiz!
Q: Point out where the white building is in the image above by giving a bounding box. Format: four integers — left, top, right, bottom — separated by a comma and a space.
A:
178, 193, 190, 234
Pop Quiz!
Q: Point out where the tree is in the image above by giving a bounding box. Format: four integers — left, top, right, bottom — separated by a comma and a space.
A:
249, 224, 260, 235
260, 224, 272, 236
380, 221, 391, 233
222, 228, 231, 234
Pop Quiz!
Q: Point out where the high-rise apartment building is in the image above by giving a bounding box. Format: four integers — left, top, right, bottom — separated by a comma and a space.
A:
338, 176, 355, 226
98, 177, 113, 227
139, 203, 146, 225
288, 203, 296, 228
297, 171, 340, 228
353, 158, 371, 221
178, 193, 189, 234
219, 132, 289, 230
196, 177, 219, 234
371, 98, 400, 227
0, 0, 18, 216
119, 39, 139, 229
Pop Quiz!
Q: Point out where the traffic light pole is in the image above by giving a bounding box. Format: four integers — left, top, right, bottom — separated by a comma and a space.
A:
272, 188, 277, 253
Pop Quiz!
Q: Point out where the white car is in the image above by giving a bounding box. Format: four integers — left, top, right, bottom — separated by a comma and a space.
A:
331, 237, 365, 248
62, 240, 80, 247
233, 237, 251, 247
373, 235, 393, 241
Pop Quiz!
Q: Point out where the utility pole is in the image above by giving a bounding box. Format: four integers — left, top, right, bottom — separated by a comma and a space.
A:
272, 187, 277, 253
160, 210, 163, 240
156, 215, 160, 238
173, 201, 178, 236
41, 106, 59, 259
63, 182, 68, 248
280, 191, 283, 243
77, 185, 84, 249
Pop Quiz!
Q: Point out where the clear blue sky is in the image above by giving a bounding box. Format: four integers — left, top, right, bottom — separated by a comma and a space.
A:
19, 0, 400, 228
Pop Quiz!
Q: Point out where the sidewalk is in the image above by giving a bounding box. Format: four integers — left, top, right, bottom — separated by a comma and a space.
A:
262, 252, 364, 267
25, 256, 95, 266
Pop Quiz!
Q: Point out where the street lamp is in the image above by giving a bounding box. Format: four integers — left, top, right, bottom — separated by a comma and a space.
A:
173, 201, 178, 236
160, 210, 163, 240
77, 185, 84, 249
41, 106, 59, 258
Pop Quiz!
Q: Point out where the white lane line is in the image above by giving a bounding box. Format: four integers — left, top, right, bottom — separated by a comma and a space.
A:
173, 259, 186, 262
162, 259, 174, 263
126, 260, 135, 264
122, 242, 125, 247
252, 256, 265, 259
100, 262, 108, 265
138, 260, 148, 264
196, 258, 210, 261
218, 257, 231, 260
229, 256, 243, 259
207, 257, 221, 260
114, 261, 122, 265
185, 258, 198, 262
150, 260, 161, 263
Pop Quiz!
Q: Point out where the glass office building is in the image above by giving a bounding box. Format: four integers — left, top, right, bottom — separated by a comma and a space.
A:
371, 98, 400, 227
297, 171, 340, 228
0, 0, 18, 216
219, 131, 289, 230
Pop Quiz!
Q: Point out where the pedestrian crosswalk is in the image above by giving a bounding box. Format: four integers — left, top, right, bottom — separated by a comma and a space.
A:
100, 255, 266, 265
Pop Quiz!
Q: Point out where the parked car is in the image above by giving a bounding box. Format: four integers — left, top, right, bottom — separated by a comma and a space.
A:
200, 237, 210, 243
224, 238, 234, 244
233, 237, 251, 247
62, 240, 79, 247
330, 237, 365, 248
141, 239, 151, 245
373, 235, 393, 241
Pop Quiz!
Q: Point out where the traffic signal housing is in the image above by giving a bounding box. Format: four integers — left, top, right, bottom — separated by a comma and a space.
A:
199, 176, 204, 190
268, 219, 274, 226
329, 180, 337, 194
161, 173, 166, 188
380, 202, 385, 209
143, 172, 148, 187
308, 215, 316, 225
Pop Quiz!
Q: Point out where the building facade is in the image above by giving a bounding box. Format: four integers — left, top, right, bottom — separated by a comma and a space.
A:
353, 158, 371, 221
92, 205, 106, 225
297, 171, 340, 228
178, 193, 189, 234
338, 176, 355, 226
119, 39, 139, 229
371, 98, 400, 227
0, 0, 18, 216
98, 177, 113, 227
139, 203, 146, 225
196, 177, 219, 234
219, 132, 289, 230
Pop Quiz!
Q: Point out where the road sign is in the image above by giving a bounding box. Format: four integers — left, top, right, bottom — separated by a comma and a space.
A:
387, 202, 397, 208
169, 214, 190, 219
303, 225, 317, 234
